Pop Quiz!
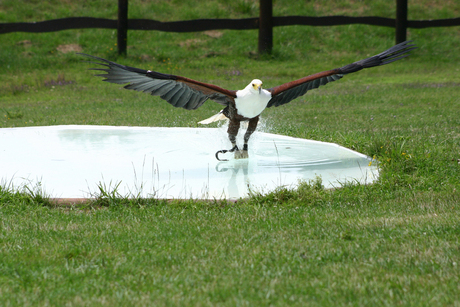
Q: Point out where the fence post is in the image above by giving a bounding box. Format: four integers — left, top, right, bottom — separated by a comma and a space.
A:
395, 0, 407, 43
118, 0, 128, 55
258, 0, 273, 55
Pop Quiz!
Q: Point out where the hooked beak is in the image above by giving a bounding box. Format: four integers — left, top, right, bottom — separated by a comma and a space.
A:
252, 82, 263, 93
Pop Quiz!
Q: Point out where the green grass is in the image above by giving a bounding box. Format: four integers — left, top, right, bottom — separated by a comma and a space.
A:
1, 185, 460, 306
1, 0, 460, 306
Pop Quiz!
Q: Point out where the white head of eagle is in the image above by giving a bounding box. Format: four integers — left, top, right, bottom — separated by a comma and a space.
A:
249, 79, 263, 93
235, 79, 272, 118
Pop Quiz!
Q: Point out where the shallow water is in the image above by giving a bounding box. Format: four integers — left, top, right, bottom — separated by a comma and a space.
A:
0, 125, 378, 199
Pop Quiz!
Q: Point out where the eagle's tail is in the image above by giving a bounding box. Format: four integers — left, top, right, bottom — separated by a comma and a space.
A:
198, 110, 227, 124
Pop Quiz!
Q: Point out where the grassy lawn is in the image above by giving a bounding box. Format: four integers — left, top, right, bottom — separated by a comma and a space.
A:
1, 0, 460, 306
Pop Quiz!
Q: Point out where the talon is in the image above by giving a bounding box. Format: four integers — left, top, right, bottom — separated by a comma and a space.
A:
215, 145, 239, 161
215, 149, 228, 161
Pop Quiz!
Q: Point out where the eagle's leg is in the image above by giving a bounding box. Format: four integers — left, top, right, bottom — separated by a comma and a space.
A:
215, 119, 240, 161
235, 116, 259, 160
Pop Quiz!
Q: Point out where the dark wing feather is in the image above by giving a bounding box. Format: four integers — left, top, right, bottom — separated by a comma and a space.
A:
78, 54, 237, 110
266, 40, 416, 108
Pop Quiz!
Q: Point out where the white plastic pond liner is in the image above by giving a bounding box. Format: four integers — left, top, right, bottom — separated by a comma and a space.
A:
0, 125, 378, 199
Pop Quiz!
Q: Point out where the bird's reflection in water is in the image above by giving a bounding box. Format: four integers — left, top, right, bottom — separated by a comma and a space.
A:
215, 159, 250, 198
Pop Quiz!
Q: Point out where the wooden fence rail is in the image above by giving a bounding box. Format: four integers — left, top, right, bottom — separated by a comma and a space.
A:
3, 16, 460, 34
1, 0, 459, 55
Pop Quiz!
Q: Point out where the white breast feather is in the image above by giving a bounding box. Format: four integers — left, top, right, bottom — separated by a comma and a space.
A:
235, 88, 272, 118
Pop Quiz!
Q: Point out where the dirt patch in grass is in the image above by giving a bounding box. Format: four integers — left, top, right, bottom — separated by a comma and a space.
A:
56, 44, 82, 54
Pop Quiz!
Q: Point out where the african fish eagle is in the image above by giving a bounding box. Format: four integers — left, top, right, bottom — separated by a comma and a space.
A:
79, 41, 415, 161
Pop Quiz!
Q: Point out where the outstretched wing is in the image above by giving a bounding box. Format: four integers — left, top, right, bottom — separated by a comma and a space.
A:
79, 54, 237, 110
266, 40, 416, 108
